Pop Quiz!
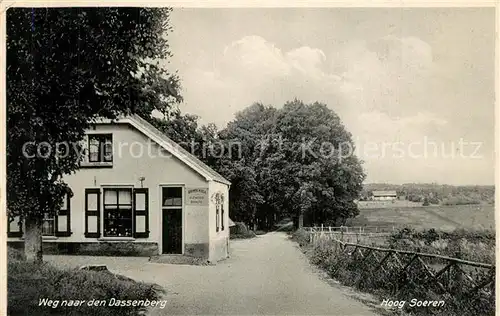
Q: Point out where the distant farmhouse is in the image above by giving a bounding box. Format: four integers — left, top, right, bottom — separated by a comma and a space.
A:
371, 190, 397, 201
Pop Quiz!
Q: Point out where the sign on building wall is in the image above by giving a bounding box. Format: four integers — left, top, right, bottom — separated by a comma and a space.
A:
185, 188, 209, 206
211, 192, 224, 205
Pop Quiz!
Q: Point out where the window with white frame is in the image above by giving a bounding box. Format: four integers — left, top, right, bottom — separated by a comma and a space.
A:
7, 214, 23, 238
88, 134, 113, 163
85, 187, 149, 239
42, 194, 70, 236
216, 204, 220, 232
42, 212, 55, 236
162, 187, 183, 207
103, 188, 133, 237
221, 197, 225, 231
215, 193, 223, 232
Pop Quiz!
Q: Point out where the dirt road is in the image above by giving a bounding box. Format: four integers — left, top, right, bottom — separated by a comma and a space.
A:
47, 233, 381, 315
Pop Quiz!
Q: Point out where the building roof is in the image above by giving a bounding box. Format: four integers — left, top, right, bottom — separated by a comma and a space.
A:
95, 114, 231, 186
372, 190, 397, 196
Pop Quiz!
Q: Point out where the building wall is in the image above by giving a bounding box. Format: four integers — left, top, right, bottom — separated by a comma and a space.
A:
373, 196, 397, 201
8, 123, 212, 257
208, 181, 230, 262
8, 240, 160, 256
183, 187, 210, 258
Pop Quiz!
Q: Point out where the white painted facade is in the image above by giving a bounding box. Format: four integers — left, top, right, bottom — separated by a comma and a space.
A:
372, 196, 397, 201
371, 191, 398, 201
7, 115, 231, 262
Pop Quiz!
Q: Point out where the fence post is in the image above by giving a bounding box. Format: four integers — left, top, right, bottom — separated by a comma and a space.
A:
451, 252, 463, 295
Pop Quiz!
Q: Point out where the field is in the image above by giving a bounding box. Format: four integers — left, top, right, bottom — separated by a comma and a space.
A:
348, 204, 495, 232
357, 200, 425, 209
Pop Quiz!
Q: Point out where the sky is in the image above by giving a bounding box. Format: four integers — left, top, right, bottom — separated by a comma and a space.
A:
166, 8, 495, 185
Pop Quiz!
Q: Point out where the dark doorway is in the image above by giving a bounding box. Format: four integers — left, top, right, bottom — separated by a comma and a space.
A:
162, 209, 182, 254
161, 187, 183, 254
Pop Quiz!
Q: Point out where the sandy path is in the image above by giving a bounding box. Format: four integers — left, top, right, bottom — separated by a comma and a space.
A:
46, 233, 380, 315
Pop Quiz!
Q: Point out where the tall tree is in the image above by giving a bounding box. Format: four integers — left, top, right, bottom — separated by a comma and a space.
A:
217, 100, 365, 229
7, 8, 181, 262
148, 110, 221, 167
143, 100, 365, 229
218, 104, 276, 229
272, 100, 365, 226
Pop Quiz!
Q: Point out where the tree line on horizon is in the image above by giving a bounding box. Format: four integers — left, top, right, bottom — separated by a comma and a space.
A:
361, 183, 494, 205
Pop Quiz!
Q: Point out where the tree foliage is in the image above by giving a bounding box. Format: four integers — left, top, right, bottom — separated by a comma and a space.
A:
148, 110, 220, 166
163, 100, 366, 229
7, 8, 180, 261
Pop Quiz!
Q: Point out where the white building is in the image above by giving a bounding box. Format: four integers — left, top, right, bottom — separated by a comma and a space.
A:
371, 190, 397, 201
8, 115, 231, 262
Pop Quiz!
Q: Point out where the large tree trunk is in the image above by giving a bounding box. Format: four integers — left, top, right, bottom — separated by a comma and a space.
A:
252, 206, 257, 231
24, 215, 43, 263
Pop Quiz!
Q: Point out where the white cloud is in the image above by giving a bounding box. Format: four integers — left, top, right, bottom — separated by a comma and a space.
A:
176, 35, 491, 184
285, 46, 326, 77
221, 35, 291, 79
183, 34, 444, 140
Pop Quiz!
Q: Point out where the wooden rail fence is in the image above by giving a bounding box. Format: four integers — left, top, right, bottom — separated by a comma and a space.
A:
304, 225, 396, 234
306, 230, 495, 315
304, 226, 394, 244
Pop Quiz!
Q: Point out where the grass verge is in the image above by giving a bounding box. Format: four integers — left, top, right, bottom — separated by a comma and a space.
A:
8, 248, 164, 316
292, 228, 495, 316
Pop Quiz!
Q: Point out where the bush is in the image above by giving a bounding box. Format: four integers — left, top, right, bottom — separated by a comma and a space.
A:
387, 227, 495, 263
428, 196, 440, 204
290, 228, 310, 247
230, 222, 249, 235
305, 238, 494, 316
408, 195, 422, 202
8, 247, 26, 262
230, 222, 257, 239
441, 197, 481, 205
420, 228, 440, 245
8, 260, 164, 316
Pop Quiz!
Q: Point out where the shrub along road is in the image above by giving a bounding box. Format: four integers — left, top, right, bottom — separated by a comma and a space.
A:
46, 233, 380, 315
